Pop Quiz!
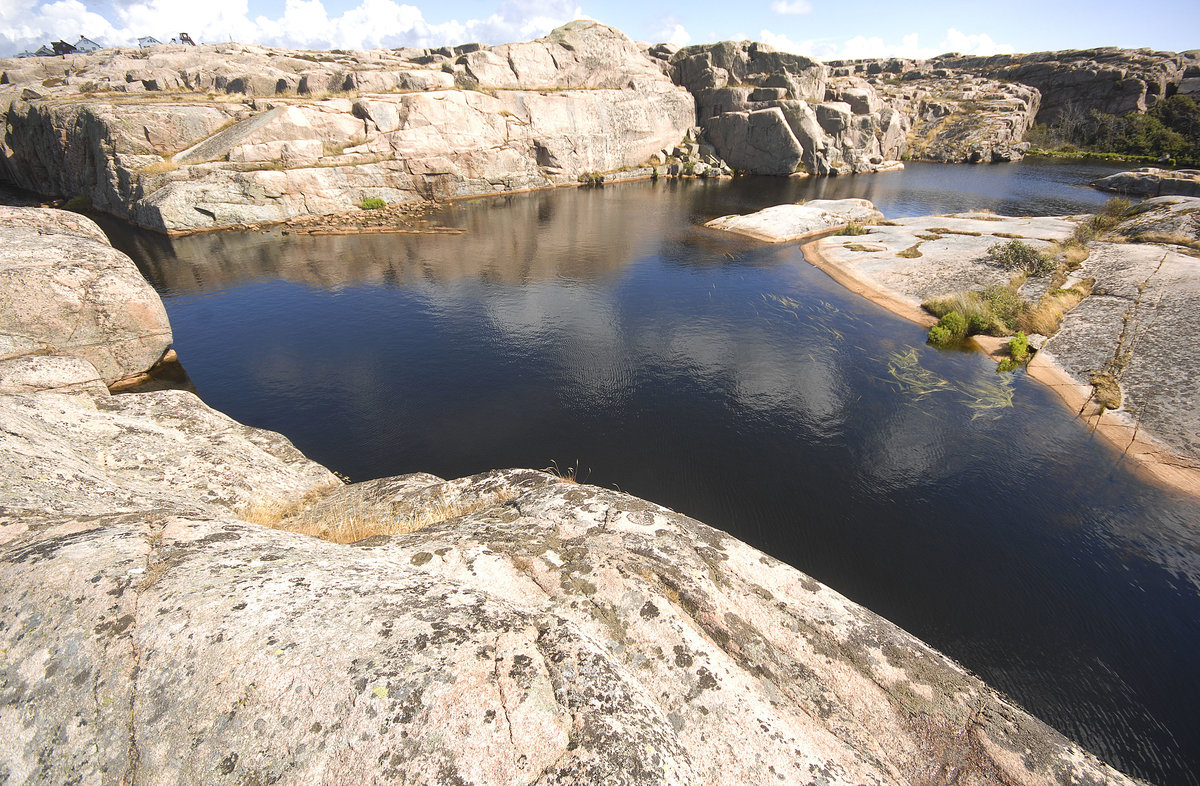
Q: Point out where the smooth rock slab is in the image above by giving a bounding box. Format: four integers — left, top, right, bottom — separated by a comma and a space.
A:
0, 470, 1141, 785
706, 198, 884, 242
0, 388, 340, 524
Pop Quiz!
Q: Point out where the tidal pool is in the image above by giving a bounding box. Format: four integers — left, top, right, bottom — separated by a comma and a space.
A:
106, 159, 1199, 784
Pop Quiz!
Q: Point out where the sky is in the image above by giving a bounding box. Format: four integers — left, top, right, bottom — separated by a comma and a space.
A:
1, 0, 1196, 60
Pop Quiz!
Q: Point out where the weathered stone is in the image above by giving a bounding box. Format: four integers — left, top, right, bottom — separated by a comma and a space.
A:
0, 353, 107, 395
0, 207, 171, 384
705, 108, 804, 175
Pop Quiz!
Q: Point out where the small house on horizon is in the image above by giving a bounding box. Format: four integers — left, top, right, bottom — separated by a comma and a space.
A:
73, 36, 102, 53
137, 36, 162, 49
33, 45, 54, 57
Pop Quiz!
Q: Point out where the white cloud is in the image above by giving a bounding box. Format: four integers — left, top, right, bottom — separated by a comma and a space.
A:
657, 23, 690, 48
770, 0, 812, 13
0, 0, 586, 55
940, 27, 1015, 55
794, 28, 1013, 61
757, 28, 808, 55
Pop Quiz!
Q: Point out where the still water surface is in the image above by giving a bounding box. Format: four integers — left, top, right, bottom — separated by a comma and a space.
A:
108, 159, 1199, 784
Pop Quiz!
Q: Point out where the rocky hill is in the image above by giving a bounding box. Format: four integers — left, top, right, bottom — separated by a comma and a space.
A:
0, 22, 695, 232
0, 204, 1146, 784
3, 25, 1197, 232
830, 47, 1200, 125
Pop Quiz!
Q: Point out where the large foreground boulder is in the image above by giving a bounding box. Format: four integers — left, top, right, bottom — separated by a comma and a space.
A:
0, 206, 171, 385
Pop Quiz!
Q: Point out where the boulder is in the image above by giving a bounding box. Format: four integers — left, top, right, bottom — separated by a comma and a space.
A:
706, 198, 884, 242
0, 207, 171, 385
704, 108, 804, 175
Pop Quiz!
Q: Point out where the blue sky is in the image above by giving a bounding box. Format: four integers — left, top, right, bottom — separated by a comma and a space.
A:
1, 0, 1196, 59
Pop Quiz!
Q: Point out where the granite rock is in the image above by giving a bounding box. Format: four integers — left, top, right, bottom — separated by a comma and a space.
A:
0, 206, 171, 384
1094, 168, 1200, 198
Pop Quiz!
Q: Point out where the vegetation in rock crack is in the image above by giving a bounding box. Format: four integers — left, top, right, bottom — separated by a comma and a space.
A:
359, 197, 387, 210
239, 487, 515, 544
544, 458, 587, 484
986, 239, 1055, 276
1026, 95, 1200, 166
577, 171, 605, 186
1089, 370, 1123, 412
835, 222, 870, 236
897, 243, 924, 258
139, 157, 180, 175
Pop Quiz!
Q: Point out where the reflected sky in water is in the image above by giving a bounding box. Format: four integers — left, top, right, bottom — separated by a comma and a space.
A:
108, 160, 1199, 785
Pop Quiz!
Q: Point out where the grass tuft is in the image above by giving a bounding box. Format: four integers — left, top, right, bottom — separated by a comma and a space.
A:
241, 486, 515, 544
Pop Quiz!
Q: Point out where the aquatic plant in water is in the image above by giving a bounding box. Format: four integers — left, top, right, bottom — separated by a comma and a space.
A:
886, 348, 1014, 419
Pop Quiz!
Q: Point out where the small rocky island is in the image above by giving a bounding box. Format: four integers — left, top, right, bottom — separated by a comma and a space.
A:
0, 203, 1142, 786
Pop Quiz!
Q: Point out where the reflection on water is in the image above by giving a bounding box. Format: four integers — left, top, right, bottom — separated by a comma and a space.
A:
106, 160, 1200, 785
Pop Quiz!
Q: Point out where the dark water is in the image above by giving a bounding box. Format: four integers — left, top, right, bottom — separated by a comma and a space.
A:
103, 160, 1199, 784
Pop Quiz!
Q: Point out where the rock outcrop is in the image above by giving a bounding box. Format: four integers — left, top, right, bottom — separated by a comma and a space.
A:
0, 210, 1146, 783
868, 73, 1040, 163
931, 48, 1200, 124
664, 42, 905, 175
833, 48, 1200, 126
0, 206, 171, 386
0, 23, 695, 232
1094, 167, 1200, 197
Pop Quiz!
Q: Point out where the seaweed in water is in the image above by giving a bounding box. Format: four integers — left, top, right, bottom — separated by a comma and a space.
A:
886, 348, 1014, 419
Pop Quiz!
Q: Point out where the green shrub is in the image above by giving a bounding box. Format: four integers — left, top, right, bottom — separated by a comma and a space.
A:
577, 171, 604, 186
359, 197, 386, 210
986, 239, 1054, 276
928, 324, 953, 346
836, 222, 869, 236
1008, 331, 1030, 362
980, 285, 1027, 333
928, 311, 968, 346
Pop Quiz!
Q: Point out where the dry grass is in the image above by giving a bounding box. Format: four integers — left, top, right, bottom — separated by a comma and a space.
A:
139, 157, 180, 174
1126, 232, 1200, 251
240, 487, 515, 544
897, 243, 924, 258
1061, 244, 1089, 269
926, 227, 982, 236
544, 459, 585, 484
1018, 281, 1093, 336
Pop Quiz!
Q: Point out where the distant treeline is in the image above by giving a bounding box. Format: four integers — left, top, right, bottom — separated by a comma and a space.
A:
1028, 95, 1200, 166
